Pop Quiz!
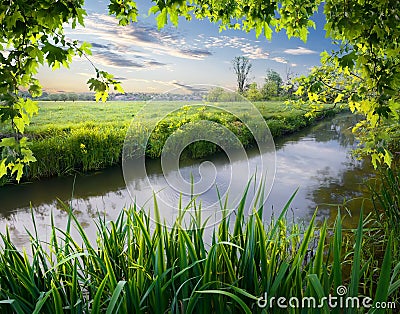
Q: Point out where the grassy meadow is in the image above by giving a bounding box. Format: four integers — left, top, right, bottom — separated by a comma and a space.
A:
0, 100, 341, 181
25, 100, 305, 126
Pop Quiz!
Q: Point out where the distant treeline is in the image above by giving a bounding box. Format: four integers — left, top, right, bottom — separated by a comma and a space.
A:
205, 70, 298, 102
20, 91, 95, 101
204, 86, 295, 102
20, 86, 295, 103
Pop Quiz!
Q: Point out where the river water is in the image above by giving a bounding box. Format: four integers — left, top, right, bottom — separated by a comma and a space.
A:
0, 114, 375, 247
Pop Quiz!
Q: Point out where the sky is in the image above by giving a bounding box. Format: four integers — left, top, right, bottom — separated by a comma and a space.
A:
37, 0, 336, 93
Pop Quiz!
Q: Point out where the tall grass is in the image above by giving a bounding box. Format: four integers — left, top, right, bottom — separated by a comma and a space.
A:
370, 167, 400, 233
27, 123, 128, 178
0, 189, 398, 313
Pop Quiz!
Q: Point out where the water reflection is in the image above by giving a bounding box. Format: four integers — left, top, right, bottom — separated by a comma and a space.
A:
257, 114, 374, 224
0, 114, 375, 247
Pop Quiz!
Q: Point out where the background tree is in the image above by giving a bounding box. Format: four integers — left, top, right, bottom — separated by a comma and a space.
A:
261, 81, 278, 100
232, 56, 252, 94
205, 87, 225, 102
69, 93, 78, 102
60, 93, 68, 102
49, 94, 61, 102
265, 70, 283, 97
282, 67, 297, 98
40, 91, 49, 101
205, 87, 242, 102
245, 83, 263, 101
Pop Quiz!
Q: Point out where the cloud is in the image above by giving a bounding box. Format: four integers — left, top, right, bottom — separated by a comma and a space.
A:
241, 47, 269, 59
202, 36, 250, 50
200, 34, 270, 59
93, 51, 146, 68
144, 61, 167, 67
171, 81, 208, 92
122, 78, 207, 93
270, 57, 288, 64
90, 42, 109, 49
181, 49, 212, 58
128, 29, 160, 44
284, 46, 317, 55
150, 47, 211, 60
126, 78, 174, 86
67, 13, 212, 65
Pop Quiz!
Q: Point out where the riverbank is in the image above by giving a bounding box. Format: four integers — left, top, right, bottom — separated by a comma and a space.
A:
1, 101, 343, 183
0, 113, 371, 230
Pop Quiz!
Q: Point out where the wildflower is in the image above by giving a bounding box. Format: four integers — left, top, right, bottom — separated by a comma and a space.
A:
80, 143, 87, 154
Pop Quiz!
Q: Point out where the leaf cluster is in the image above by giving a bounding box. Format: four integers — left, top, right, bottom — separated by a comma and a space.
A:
0, 0, 130, 180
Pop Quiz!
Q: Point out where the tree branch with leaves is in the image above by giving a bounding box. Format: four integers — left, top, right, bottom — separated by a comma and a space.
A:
0, 0, 136, 181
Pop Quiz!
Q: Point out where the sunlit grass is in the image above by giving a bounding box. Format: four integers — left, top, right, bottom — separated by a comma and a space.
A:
3, 100, 342, 180
26, 101, 297, 130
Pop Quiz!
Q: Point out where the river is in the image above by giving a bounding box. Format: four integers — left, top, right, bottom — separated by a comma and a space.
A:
0, 113, 375, 247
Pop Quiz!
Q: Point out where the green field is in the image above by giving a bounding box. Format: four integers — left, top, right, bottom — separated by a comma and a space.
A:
24, 100, 309, 130
1, 100, 341, 181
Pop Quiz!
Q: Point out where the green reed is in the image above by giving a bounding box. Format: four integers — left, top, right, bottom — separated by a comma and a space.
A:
0, 187, 398, 313
370, 167, 400, 233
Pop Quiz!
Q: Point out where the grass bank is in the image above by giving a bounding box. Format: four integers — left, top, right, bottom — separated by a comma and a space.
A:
1, 101, 342, 181
0, 180, 398, 313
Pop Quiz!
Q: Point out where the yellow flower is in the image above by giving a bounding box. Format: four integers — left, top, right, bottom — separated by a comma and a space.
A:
80, 143, 87, 154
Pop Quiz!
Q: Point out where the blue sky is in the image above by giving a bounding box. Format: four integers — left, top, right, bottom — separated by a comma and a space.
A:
37, 0, 335, 93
